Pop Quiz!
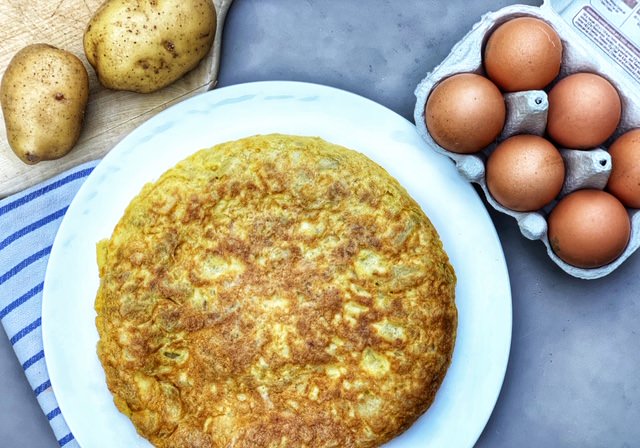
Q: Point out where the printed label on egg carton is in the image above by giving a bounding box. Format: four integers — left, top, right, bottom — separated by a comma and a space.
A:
413, 0, 640, 279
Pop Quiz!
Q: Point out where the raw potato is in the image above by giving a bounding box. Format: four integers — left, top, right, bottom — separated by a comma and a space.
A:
84, 0, 217, 93
1, 44, 89, 165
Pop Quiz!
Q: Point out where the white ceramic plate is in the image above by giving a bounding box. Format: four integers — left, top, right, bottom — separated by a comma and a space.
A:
42, 81, 511, 448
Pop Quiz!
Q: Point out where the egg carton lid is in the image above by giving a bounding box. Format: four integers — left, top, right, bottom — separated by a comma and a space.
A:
543, 0, 640, 105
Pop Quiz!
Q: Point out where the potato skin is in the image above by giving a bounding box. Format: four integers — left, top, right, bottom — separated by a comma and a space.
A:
84, 0, 217, 93
1, 44, 90, 164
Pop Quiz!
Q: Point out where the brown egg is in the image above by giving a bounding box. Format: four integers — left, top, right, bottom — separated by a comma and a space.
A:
547, 73, 621, 149
607, 128, 640, 208
425, 73, 505, 154
548, 189, 630, 268
484, 17, 563, 92
486, 135, 565, 211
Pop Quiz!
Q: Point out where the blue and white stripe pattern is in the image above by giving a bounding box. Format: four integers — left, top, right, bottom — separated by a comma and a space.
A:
0, 160, 99, 447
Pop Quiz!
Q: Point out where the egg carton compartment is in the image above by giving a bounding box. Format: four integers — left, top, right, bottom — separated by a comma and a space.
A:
413, 1, 640, 279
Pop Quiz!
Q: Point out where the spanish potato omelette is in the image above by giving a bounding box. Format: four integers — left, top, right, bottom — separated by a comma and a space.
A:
95, 134, 457, 448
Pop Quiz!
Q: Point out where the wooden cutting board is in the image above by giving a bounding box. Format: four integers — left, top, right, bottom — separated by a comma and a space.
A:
0, 0, 233, 197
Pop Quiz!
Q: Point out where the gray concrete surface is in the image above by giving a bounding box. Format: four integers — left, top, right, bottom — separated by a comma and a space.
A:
3, 0, 640, 446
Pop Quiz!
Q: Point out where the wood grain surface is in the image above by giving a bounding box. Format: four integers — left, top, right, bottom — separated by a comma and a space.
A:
0, 0, 232, 197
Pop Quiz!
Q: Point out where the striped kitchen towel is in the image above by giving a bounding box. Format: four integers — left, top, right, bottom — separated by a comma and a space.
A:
0, 160, 99, 447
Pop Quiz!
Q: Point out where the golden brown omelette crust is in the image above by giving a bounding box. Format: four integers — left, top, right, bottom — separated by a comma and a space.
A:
95, 134, 457, 448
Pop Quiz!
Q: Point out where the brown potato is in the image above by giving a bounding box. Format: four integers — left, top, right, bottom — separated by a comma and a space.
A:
83, 0, 217, 93
1, 44, 89, 164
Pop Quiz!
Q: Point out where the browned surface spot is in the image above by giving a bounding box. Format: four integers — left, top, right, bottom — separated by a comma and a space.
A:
95, 134, 457, 448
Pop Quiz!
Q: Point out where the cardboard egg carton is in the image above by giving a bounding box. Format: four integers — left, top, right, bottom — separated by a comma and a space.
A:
414, 0, 640, 279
